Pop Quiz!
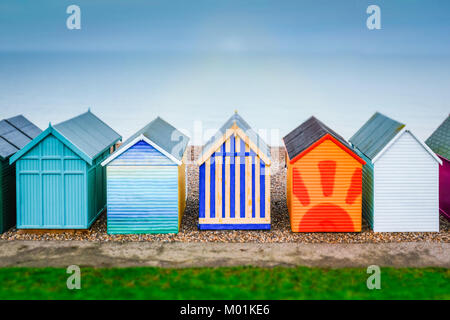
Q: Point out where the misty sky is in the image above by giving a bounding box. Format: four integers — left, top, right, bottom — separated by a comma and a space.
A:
0, 0, 449, 145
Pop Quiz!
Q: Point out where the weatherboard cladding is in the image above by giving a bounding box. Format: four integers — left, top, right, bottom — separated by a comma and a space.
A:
107, 164, 179, 234
372, 131, 439, 232
349, 112, 405, 160
109, 141, 176, 166
356, 150, 374, 229
284, 117, 364, 232
283, 116, 350, 161
351, 112, 440, 232
14, 111, 119, 229
198, 114, 271, 230
0, 115, 41, 233
104, 118, 188, 234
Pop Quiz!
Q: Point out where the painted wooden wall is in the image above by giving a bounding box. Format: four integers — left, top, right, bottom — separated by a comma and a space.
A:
15, 134, 111, 229
287, 138, 363, 232
199, 134, 270, 230
357, 151, 374, 229
373, 131, 439, 232
106, 141, 182, 234
0, 160, 16, 233
178, 151, 187, 229
16, 135, 88, 228
439, 156, 450, 220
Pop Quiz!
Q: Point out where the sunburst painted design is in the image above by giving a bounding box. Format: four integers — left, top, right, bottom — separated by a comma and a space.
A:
293, 160, 362, 232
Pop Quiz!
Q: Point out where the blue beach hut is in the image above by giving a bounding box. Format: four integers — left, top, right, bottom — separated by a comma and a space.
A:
197, 112, 271, 230
10, 111, 121, 229
101, 117, 190, 234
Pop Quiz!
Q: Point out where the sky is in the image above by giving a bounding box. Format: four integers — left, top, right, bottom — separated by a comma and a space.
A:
0, 0, 449, 145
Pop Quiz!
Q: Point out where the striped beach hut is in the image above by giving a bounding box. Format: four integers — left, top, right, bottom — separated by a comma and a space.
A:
10, 110, 121, 229
0, 115, 42, 233
350, 112, 441, 232
426, 115, 450, 220
101, 117, 190, 234
283, 116, 366, 232
197, 112, 271, 230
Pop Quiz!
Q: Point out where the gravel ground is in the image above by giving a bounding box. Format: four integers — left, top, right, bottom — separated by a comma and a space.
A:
1, 147, 448, 243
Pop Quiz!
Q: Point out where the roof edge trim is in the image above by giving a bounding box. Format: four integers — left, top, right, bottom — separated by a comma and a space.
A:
372, 128, 442, 165
197, 124, 271, 166
101, 134, 182, 167
289, 133, 366, 165
10, 126, 93, 165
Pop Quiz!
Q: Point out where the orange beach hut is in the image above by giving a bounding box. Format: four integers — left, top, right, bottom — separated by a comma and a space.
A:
283, 117, 366, 232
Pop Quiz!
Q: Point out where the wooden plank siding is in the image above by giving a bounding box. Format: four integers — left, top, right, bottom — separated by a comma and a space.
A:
106, 141, 182, 234
199, 133, 270, 229
287, 138, 363, 232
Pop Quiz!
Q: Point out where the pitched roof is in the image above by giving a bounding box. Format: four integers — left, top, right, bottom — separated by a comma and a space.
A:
426, 115, 450, 160
349, 112, 405, 160
198, 112, 271, 165
283, 116, 352, 161
102, 116, 190, 166
53, 110, 121, 159
0, 115, 42, 161
10, 111, 121, 165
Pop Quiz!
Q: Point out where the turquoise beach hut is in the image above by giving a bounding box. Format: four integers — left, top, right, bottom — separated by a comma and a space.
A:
0, 115, 42, 233
10, 111, 121, 229
101, 117, 189, 234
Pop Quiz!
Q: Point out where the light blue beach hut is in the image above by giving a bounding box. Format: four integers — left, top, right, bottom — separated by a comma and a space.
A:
10, 111, 121, 229
101, 117, 190, 234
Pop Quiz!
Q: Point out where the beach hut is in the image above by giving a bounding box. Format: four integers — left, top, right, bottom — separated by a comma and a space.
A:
350, 112, 441, 232
9, 110, 121, 229
197, 112, 271, 230
426, 115, 450, 220
283, 116, 366, 232
101, 117, 190, 234
0, 115, 42, 233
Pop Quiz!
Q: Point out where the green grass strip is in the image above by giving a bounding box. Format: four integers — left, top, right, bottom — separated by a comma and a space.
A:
0, 266, 448, 300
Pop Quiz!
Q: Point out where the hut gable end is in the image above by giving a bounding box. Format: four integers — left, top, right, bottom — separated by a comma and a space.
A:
108, 140, 176, 166
283, 116, 364, 233
198, 112, 271, 230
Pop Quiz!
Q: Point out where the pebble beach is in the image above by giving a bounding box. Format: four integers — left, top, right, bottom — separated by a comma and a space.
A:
1, 147, 448, 243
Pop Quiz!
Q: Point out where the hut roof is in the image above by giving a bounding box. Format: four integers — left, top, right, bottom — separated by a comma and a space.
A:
349, 112, 405, 160
283, 116, 360, 163
198, 112, 271, 165
102, 116, 190, 166
350, 112, 441, 164
0, 115, 42, 161
10, 110, 121, 165
426, 115, 450, 161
